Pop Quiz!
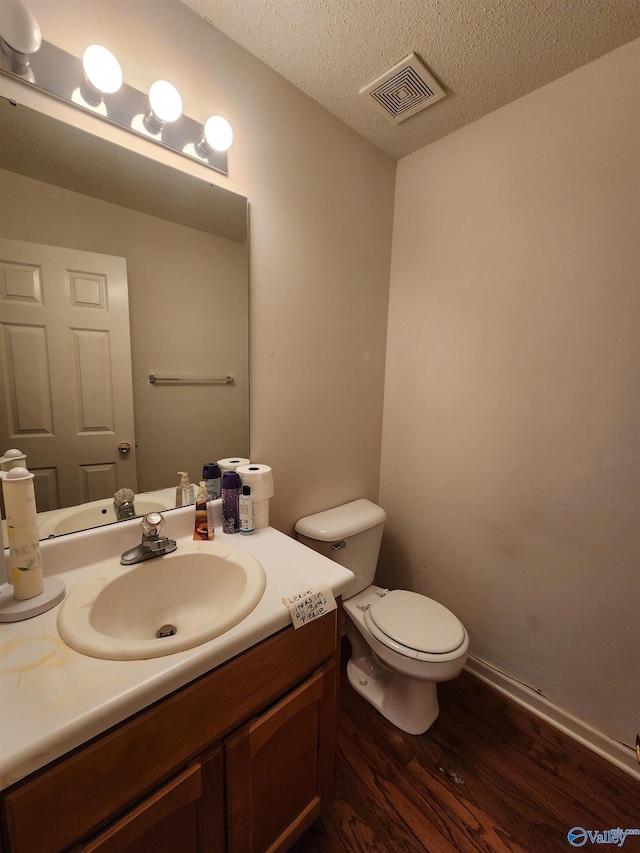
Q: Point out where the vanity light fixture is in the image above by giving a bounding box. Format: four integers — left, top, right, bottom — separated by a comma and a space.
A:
0, 0, 232, 176
0, 0, 41, 81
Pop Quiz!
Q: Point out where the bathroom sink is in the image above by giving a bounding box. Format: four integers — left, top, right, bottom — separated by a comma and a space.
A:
39, 494, 175, 538
57, 542, 266, 660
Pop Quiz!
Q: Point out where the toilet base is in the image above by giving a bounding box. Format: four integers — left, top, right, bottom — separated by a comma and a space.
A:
345, 624, 440, 735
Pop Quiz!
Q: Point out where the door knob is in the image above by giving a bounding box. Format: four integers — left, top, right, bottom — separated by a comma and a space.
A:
118, 441, 132, 455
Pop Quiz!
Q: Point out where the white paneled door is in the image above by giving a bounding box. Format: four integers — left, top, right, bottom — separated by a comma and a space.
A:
0, 238, 137, 512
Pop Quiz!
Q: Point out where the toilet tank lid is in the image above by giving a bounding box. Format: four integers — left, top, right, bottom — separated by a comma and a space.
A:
295, 498, 387, 542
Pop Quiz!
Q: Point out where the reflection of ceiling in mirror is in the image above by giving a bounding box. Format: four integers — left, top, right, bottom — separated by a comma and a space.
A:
0, 97, 247, 243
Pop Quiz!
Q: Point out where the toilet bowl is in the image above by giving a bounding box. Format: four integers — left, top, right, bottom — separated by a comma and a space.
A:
343, 585, 468, 734
295, 499, 469, 735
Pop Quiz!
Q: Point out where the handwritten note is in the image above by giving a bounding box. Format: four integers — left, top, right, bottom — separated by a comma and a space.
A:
282, 584, 337, 629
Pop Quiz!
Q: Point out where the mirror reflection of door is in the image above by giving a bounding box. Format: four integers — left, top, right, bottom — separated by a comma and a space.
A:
0, 237, 136, 512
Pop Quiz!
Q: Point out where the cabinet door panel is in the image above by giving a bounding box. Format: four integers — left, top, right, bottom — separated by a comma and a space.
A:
225, 662, 336, 853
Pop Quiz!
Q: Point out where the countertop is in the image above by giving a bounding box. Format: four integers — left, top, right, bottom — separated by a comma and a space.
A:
0, 505, 354, 791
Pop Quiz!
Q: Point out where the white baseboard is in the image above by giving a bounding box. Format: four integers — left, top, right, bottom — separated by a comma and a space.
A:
465, 655, 639, 781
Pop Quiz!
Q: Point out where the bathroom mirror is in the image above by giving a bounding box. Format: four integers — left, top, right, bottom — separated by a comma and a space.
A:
0, 97, 249, 538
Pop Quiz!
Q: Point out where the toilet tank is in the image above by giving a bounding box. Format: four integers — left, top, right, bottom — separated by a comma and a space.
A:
295, 499, 387, 598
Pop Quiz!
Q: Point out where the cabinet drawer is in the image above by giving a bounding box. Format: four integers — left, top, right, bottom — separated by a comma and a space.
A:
2, 609, 338, 853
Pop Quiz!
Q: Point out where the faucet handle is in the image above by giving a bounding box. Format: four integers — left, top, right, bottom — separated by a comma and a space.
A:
141, 512, 165, 538
121, 512, 176, 565
114, 487, 135, 507
114, 488, 136, 521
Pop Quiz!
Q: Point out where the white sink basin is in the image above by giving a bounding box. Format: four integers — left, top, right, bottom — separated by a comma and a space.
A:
39, 494, 175, 538
57, 542, 266, 660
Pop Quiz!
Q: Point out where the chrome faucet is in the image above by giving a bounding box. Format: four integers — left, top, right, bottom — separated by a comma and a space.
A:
120, 512, 177, 565
114, 488, 136, 521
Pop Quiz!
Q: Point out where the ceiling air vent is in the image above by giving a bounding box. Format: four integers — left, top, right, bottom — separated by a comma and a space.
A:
360, 53, 445, 124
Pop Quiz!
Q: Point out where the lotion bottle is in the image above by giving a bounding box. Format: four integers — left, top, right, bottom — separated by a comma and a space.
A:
239, 485, 255, 535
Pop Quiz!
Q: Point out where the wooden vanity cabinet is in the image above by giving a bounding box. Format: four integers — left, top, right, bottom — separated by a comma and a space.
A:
0, 607, 340, 853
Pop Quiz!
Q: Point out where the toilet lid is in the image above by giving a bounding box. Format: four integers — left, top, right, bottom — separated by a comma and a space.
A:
368, 590, 465, 654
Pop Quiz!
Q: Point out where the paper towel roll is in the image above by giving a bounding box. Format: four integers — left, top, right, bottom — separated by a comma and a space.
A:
217, 457, 250, 475
2, 467, 43, 600
236, 464, 275, 501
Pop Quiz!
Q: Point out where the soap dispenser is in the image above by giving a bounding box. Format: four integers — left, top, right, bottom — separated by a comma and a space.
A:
175, 472, 195, 507
193, 481, 212, 540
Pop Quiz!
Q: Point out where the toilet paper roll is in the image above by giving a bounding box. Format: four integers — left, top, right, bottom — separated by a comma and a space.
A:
235, 464, 275, 501
2, 467, 43, 600
217, 457, 250, 475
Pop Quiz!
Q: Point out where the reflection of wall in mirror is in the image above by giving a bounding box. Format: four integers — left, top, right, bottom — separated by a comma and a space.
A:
0, 168, 249, 501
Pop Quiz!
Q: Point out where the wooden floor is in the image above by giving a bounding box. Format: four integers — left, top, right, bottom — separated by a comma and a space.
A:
291, 645, 640, 852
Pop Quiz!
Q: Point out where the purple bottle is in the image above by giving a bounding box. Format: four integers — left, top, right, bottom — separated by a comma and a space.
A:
221, 471, 241, 533
202, 462, 221, 501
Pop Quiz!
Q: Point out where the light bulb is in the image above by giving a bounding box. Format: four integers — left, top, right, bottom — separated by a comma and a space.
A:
148, 80, 182, 124
0, 0, 41, 77
203, 115, 233, 152
82, 45, 122, 95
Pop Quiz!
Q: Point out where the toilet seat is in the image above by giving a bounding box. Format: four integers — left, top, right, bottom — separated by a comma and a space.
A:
364, 590, 465, 657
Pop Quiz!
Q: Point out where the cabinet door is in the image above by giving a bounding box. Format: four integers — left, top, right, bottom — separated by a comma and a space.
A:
73, 745, 225, 853
225, 662, 337, 853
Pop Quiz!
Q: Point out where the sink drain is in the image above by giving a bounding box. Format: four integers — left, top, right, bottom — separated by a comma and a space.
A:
156, 624, 177, 638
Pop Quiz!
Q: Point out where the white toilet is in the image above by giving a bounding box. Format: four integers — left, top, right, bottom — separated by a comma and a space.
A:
295, 498, 469, 735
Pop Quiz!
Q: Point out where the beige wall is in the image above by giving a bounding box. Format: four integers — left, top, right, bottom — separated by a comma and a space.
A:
0, 169, 248, 493
379, 40, 639, 746
4, 0, 396, 531
5, 0, 634, 754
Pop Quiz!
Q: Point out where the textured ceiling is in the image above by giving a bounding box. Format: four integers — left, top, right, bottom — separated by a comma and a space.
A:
181, 0, 640, 160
